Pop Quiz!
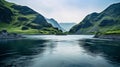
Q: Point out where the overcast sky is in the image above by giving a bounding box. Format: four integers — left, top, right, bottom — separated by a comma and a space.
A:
6, 0, 120, 23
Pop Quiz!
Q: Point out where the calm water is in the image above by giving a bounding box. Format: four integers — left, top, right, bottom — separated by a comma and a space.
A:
0, 35, 120, 67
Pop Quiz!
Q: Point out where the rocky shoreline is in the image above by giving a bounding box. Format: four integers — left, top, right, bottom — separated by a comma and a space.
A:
0, 30, 24, 39
94, 34, 120, 40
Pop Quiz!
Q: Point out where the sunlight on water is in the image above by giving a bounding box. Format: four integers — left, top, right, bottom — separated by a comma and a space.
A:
0, 35, 120, 67
25, 35, 94, 41
26, 35, 116, 67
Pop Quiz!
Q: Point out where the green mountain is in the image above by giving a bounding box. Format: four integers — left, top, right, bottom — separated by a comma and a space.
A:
70, 3, 120, 34
0, 0, 62, 34
46, 18, 65, 32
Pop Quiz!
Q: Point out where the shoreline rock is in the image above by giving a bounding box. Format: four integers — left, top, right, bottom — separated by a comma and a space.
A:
0, 30, 24, 39
94, 34, 120, 40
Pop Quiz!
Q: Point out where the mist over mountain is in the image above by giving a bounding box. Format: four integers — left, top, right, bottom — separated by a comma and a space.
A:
70, 3, 120, 34
46, 18, 65, 32
60, 23, 76, 32
0, 0, 62, 34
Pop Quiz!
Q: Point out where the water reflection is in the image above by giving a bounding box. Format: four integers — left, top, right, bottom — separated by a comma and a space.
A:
80, 39, 120, 66
0, 39, 48, 67
0, 35, 120, 67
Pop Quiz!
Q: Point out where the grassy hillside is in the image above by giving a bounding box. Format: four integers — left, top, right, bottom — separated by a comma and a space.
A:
69, 3, 120, 35
0, 0, 62, 34
46, 18, 64, 32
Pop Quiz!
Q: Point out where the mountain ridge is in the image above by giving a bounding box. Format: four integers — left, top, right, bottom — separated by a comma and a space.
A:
69, 3, 120, 35
59, 23, 76, 32
0, 0, 62, 34
46, 18, 65, 32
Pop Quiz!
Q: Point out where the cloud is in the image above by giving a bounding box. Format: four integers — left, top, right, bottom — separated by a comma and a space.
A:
6, 0, 120, 23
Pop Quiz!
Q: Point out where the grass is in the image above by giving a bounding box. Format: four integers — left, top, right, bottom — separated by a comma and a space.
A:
0, 0, 64, 35
105, 30, 120, 35
0, 26, 63, 35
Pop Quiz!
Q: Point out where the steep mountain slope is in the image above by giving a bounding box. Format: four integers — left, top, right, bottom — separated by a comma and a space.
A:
70, 3, 120, 34
59, 23, 76, 32
46, 18, 65, 32
0, 0, 62, 34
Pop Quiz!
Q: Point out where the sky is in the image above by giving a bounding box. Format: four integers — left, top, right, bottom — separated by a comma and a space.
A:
6, 0, 120, 23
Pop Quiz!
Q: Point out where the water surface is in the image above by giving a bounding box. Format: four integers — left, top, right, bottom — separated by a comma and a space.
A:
0, 35, 120, 67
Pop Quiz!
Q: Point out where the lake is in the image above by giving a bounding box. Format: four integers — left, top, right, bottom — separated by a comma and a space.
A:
0, 35, 120, 67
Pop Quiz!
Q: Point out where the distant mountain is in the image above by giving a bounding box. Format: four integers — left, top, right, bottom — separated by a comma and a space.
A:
59, 23, 76, 32
0, 0, 62, 34
46, 18, 65, 32
70, 3, 120, 34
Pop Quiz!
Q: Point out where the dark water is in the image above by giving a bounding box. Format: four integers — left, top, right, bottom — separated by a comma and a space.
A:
0, 35, 120, 67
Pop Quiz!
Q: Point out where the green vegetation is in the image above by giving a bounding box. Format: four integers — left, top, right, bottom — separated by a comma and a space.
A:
0, 0, 63, 34
2, 27, 61, 35
69, 3, 120, 35
105, 30, 120, 35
